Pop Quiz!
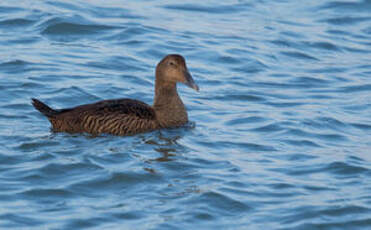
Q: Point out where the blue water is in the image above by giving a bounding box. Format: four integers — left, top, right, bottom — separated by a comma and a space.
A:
1, 0, 371, 229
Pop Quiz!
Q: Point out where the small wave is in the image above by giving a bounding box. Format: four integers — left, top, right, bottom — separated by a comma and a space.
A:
283, 139, 321, 148
284, 128, 348, 142
0, 6, 23, 14
319, 16, 371, 25
351, 122, 371, 131
163, 3, 249, 14
0, 60, 39, 74
41, 21, 117, 35
291, 76, 331, 87
252, 123, 284, 133
280, 51, 320, 61
308, 66, 347, 73
48, 86, 101, 104
325, 29, 350, 35
104, 25, 147, 41
217, 55, 243, 65
38, 16, 119, 42
265, 101, 305, 108
0, 213, 44, 228
304, 41, 340, 51
327, 161, 369, 175
68, 171, 163, 195
301, 116, 349, 132
16, 140, 59, 151
338, 84, 371, 93
270, 39, 340, 53
38, 162, 103, 177
0, 60, 31, 67
19, 188, 74, 199
279, 204, 371, 229
193, 191, 250, 214
317, 0, 371, 13
213, 94, 265, 102
0, 18, 35, 27
217, 141, 277, 152
224, 116, 267, 126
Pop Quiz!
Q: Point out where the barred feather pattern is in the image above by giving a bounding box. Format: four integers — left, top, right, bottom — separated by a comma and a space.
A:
80, 113, 158, 136
47, 99, 160, 136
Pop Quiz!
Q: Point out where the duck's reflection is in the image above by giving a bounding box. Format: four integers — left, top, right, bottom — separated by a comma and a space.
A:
153, 147, 176, 162
140, 128, 188, 162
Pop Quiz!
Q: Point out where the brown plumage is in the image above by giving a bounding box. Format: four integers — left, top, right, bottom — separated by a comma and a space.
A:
32, 54, 199, 136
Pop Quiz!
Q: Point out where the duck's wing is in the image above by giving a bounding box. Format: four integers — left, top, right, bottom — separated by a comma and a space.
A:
86, 99, 156, 119
53, 99, 158, 135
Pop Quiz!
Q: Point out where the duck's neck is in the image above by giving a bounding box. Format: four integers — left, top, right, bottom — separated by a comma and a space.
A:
153, 82, 188, 127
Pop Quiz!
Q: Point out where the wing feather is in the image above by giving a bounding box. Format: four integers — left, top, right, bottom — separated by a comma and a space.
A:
53, 98, 157, 135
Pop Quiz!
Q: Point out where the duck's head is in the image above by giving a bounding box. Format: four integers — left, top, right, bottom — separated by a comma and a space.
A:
156, 54, 199, 91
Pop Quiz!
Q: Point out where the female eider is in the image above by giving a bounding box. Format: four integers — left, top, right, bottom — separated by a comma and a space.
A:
32, 54, 199, 136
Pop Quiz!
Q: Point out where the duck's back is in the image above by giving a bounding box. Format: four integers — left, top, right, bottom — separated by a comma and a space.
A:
33, 98, 159, 135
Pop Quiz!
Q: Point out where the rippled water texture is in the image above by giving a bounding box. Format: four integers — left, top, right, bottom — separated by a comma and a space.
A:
1, 0, 371, 229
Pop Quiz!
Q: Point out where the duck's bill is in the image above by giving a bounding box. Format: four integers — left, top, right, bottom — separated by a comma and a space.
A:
184, 70, 199, 91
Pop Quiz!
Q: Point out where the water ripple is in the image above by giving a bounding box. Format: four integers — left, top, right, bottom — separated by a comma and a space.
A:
320, 16, 371, 25
280, 51, 319, 61
0, 0, 370, 229
163, 3, 249, 14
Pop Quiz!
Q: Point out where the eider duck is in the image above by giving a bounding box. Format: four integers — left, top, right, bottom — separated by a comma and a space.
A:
32, 54, 199, 136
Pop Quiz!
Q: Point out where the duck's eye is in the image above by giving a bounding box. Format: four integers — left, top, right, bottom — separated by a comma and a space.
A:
169, 61, 176, 66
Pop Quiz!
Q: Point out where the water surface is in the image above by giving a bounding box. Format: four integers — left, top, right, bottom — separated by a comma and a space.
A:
0, 0, 371, 229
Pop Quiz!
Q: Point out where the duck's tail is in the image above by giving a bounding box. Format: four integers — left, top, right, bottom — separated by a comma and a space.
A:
31, 98, 58, 118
